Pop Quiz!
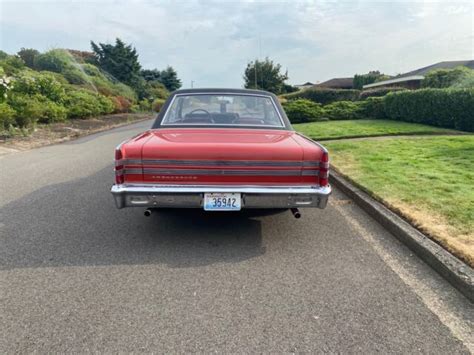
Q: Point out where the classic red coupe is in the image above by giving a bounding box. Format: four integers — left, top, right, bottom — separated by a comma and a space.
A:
111, 89, 331, 217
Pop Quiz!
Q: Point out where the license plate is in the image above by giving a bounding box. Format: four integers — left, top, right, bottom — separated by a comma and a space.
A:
204, 193, 241, 211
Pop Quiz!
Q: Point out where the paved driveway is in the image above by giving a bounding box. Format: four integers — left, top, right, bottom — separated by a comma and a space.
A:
1, 120, 472, 353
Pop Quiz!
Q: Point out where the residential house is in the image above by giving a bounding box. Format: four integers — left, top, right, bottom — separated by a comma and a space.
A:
363, 60, 474, 89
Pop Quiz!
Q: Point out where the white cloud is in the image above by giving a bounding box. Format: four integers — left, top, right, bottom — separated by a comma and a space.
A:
0, 0, 472, 87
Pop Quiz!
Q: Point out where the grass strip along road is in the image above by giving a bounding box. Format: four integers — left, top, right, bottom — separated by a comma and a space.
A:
296, 120, 473, 267
294, 119, 462, 140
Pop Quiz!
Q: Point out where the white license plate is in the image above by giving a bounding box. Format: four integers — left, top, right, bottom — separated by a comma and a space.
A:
204, 193, 241, 211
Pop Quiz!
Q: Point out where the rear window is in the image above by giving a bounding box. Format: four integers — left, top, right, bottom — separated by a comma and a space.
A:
161, 94, 283, 127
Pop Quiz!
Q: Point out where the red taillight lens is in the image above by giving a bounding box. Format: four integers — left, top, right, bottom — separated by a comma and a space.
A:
319, 151, 329, 187
115, 148, 124, 184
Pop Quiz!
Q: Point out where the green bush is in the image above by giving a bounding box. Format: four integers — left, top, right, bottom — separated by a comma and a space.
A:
0, 55, 26, 75
96, 95, 115, 115
138, 99, 152, 111
65, 90, 104, 119
282, 99, 325, 123
34, 49, 71, 73
422, 67, 474, 89
359, 87, 406, 100
0, 102, 16, 130
8, 94, 42, 127
324, 101, 362, 120
12, 71, 66, 102
384, 88, 474, 131
358, 97, 386, 119
152, 98, 166, 112
282, 88, 360, 105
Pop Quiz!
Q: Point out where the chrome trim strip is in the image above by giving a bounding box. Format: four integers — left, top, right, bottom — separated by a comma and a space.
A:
122, 159, 320, 167
142, 168, 302, 176
123, 169, 143, 175
302, 170, 319, 176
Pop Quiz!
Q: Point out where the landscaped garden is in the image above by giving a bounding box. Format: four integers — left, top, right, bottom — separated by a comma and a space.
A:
285, 67, 474, 266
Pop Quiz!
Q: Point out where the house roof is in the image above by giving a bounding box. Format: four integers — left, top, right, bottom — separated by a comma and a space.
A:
363, 60, 474, 89
397, 60, 474, 78
363, 75, 424, 89
315, 77, 353, 89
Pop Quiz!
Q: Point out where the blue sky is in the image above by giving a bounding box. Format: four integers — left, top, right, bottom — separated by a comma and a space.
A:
1, 0, 473, 88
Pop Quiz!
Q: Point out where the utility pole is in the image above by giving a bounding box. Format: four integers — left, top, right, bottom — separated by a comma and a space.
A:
191, 80, 194, 88
254, 59, 257, 89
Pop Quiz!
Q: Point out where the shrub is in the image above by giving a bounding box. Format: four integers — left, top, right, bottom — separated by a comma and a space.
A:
12, 71, 66, 102
152, 98, 166, 112
34, 95, 68, 123
422, 66, 474, 88
138, 99, 152, 111
323, 101, 363, 120
383, 88, 474, 131
97, 95, 115, 115
282, 88, 360, 105
359, 87, 406, 100
63, 67, 88, 85
358, 97, 386, 119
34, 49, 71, 73
0, 55, 26, 75
0, 102, 16, 130
65, 90, 103, 118
282, 99, 325, 123
17, 48, 40, 69
7, 94, 42, 127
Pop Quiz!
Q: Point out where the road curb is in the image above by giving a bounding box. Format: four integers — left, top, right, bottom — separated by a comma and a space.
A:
330, 170, 474, 302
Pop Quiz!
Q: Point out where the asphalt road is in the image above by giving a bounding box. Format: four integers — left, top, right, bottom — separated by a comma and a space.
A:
1, 120, 472, 353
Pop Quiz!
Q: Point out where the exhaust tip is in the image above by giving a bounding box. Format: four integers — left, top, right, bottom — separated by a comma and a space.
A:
290, 208, 301, 219
144, 209, 152, 217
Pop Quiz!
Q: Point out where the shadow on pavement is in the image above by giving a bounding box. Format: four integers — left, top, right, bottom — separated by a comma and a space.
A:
0, 166, 269, 270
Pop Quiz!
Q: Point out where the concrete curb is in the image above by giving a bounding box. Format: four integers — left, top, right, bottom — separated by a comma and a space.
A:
330, 170, 474, 302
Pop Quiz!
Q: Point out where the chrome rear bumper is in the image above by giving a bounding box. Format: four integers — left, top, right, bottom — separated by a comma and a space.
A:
111, 184, 331, 210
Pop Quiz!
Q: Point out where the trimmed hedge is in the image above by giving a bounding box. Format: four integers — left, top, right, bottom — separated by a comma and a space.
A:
282, 88, 360, 105
384, 88, 474, 131
282, 99, 325, 123
324, 101, 362, 120
358, 97, 386, 119
359, 87, 406, 100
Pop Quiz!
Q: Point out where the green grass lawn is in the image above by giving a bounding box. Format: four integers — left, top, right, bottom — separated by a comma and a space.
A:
294, 119, 462, 140
325, 136, 474, 266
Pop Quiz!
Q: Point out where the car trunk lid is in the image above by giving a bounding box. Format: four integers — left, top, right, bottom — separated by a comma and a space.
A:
138, 128, 317, 185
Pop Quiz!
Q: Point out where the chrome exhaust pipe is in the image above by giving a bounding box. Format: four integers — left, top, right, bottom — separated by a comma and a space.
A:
144, 208, 152, 217
291, 208, 301, 219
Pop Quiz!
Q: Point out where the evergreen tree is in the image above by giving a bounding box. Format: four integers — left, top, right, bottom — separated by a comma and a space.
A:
243, 57, 289, 94
91, 38, 142, 87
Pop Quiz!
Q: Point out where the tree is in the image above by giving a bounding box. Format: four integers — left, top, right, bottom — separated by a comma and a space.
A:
17, 48, 40, 68
90, 38, 142, 88
353, 71, 387, 89
158, 66, 181, 91
243, 57, 289, 94
141, 67, 181, 91
141, 69, 162, 82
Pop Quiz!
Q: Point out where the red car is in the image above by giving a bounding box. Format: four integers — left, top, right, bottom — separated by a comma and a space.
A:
111, 89, 331, 217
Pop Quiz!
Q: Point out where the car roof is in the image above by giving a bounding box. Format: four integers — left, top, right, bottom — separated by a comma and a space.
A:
171, 88, 274, 96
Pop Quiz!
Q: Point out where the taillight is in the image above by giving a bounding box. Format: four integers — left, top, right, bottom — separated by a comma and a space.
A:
115, 147, 124, 184
319, 151, 329, 187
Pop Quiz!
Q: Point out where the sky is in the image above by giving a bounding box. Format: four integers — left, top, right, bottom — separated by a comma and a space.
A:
1, 0, 473, 88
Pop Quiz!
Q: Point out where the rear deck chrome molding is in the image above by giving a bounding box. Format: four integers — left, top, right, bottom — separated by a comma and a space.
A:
141, 168, 305, 176
121, 159, 320, 167
111, 184, 331, 210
